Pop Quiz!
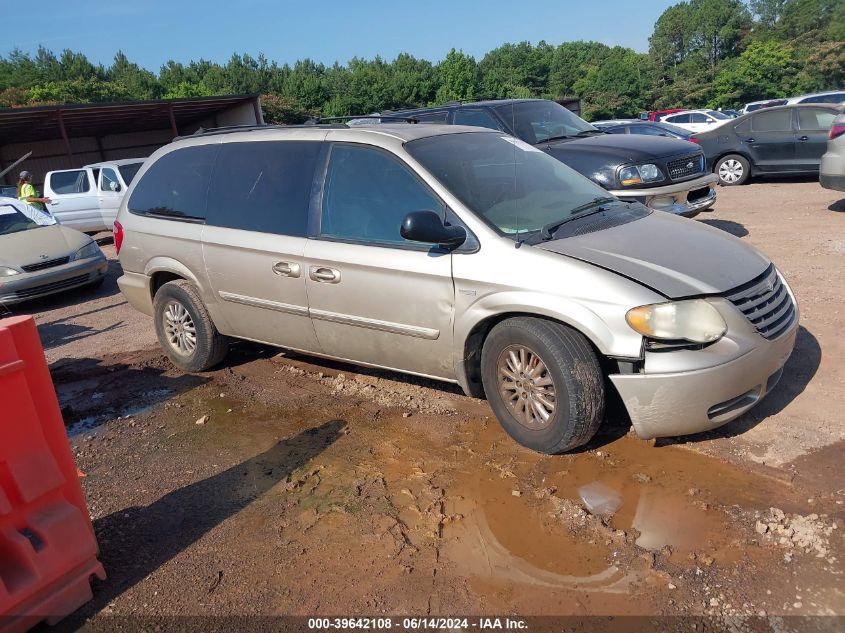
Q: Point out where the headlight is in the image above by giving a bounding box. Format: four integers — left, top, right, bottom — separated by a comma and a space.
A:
73, 241, 101, 261
0, 266, 20, 277
626, 299, 727, 344
619, 163, 664, 186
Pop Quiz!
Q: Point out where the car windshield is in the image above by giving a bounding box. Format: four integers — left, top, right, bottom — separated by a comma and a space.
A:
0, 204, 40, 235
118, 162, 143, 185
406, 132, 620, 240
495, 101, 596, 144
655, 122, 691, 136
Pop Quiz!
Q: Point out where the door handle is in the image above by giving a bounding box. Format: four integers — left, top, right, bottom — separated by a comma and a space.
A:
798, 135, 809, 141
309, 266, 341, 283
745, 138, 755, 143
49, 200, 59, 205
272, 261, 301, 278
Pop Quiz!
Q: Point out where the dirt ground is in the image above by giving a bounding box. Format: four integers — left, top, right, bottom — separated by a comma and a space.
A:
9, 180, 845, 627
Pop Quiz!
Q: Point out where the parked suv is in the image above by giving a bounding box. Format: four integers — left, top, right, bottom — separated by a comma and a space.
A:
116, 123, 797, 453
44, 158, 145, 232
384, 99, 716, 217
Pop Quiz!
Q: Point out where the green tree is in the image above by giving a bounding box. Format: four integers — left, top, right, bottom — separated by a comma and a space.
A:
434, 49, 478, 103
711, 39, 795, 107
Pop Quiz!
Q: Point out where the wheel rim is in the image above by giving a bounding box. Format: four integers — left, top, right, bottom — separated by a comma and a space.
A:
718, 159, 743, 183
163, 300, 197, 356
497, 345, 557, 430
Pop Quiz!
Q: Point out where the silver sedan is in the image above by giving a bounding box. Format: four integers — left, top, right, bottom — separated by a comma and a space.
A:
0, 198, 107, 307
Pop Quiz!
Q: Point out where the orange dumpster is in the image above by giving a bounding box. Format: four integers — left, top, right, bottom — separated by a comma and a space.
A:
0, 316, 105, 632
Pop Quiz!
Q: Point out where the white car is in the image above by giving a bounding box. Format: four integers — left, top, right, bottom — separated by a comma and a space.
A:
659, 109, 732, 133
44, 158, 145, 233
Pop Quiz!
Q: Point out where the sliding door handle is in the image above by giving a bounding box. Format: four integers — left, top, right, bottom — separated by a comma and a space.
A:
272, 261, 301, 278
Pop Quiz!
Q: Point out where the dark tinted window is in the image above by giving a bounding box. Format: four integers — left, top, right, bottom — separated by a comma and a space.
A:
49, 170, 89, 194
666, 113, 691, 124
413, 111, 449, 122
752, 109, 793, 132
127, 145, 218, 220
454, 109, 502, 130
800, 93, 845, 104
690, 113, 708, 123
320, 144, 440, 246
630, 124, 668, 136
206, 141, 320, 236
734, 118, 752, 134
797, 108, 836, 130
118, 162, 143, 184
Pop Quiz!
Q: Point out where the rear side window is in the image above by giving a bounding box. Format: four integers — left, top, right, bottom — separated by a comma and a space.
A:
631, 125, 667, 136
454, 109, 502, 130
49, 170, 90, 194
206, 141, 321, 236
797, 108, 836, 130
127, 145, 218, 220
752, 109, 792, 132
800, 93, 845, 104
666, 114, 690, 123
690, 113, 708, 123
413, 111, 449, 122
118, 162, 143, 184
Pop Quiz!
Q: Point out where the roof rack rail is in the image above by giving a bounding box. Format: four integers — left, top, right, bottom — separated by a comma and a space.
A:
178, 122, 346, 140
306, 115, 420, 124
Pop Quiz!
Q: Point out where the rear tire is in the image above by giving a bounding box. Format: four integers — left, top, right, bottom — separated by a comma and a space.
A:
480, 317, 605, 454
153, 280, 228, 372
715, 154, 750, 186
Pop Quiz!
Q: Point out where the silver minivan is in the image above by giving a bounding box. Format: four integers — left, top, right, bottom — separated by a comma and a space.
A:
115, 124, 798, 453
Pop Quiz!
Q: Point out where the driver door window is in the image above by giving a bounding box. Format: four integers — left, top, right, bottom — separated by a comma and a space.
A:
320, 144, 441, 248
454, 109, 502, 130
99, 167, 121, 192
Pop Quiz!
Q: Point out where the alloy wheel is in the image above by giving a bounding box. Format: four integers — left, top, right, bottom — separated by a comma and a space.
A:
163, 300, 197, 356
497, 345, 557, 430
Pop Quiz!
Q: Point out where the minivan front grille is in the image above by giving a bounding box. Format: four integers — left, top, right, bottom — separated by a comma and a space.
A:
21, 256, 70, 273
667, 154, 704, 181
724, 264, 796, 340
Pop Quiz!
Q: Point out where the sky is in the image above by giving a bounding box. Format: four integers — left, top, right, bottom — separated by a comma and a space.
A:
7, 0, 679, 71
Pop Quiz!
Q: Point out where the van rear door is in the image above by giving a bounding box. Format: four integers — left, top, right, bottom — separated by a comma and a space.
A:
44, 168, 102, 231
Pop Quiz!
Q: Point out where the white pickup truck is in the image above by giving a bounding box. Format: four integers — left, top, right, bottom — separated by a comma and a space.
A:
44, 158, 145, 233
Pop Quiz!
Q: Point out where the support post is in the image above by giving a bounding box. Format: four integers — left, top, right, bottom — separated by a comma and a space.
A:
253, 97, 263, 125
57, 110, 74, 161
169, 103, 179, 138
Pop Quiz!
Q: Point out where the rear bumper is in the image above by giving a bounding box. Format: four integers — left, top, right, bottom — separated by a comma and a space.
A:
0, 257, 107, 305
117, 271, 154, 316
820, 173, 845, 192
609, 173, 717, 218
610, 320, 798, 440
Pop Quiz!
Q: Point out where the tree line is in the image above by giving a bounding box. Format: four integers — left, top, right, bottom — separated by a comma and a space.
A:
1, 0, 842, 123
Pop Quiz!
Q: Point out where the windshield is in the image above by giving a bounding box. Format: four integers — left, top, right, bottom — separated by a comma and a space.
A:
406, 132, 617, 239
495, 101, 596, 144
655, 121, 691, 136
0, 204, 40, 235
118, 162, 143, 185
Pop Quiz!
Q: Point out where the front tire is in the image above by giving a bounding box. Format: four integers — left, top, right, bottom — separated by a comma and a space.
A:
480, 317, 605, 454
715, 154, 750, 186
153, 280, 228, 372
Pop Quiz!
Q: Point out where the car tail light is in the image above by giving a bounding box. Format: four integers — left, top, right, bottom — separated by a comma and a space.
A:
830, 124, 845, 140
114, 220, 124, 255
689, 136, 700, 144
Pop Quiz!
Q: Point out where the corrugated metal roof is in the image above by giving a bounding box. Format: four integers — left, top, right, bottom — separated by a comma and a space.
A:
0, 95, 258, 144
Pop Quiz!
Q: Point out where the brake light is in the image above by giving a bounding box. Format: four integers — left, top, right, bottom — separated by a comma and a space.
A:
689, 137, 700, 144
114, 220, 124, 255
830, 124, 845, 140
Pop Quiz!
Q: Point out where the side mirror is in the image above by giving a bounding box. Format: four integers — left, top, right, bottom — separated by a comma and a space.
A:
109, 181, 121, 192
400, 211, 466, 247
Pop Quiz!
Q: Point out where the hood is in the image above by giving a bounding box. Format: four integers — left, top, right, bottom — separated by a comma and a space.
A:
543, 134, 699, 162
535, 212, 770, 298
0, 225, 92, 269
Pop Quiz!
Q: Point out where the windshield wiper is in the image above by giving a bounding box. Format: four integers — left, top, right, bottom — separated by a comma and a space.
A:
576, 129, 605, 136
536, 134, 575, 144
538, 197, 617, 241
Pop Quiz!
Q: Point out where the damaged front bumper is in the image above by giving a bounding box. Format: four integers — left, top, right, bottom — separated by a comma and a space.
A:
609, 173, 717, 218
